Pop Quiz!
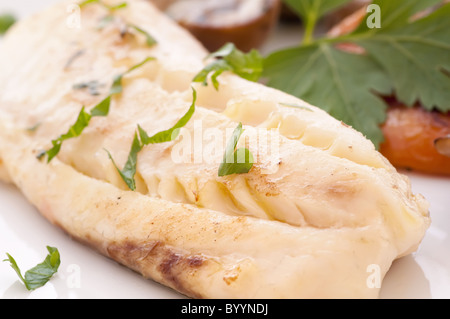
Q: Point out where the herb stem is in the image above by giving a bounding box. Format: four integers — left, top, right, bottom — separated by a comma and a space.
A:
302, 11, 318, 45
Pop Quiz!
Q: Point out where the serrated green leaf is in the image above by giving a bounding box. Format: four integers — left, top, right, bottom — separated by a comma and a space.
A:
352, 2, 450, 111
263, 0, 450, 148
353, 0, 443, 32
264, 43, 392, 147
218, 122, 254, 177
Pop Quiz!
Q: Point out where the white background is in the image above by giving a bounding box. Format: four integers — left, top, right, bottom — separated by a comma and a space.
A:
0, 0, 449, 299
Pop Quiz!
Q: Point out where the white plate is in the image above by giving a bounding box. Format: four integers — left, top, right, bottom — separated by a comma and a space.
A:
1, 0, 449, 299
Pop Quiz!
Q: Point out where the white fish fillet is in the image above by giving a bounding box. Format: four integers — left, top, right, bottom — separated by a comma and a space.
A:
0, 0, 430, 298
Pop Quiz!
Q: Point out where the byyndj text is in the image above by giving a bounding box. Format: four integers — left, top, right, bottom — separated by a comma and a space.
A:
181, 303, 269, 316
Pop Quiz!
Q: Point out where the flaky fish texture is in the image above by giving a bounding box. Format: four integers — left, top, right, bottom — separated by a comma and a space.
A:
0, 0, 430, 298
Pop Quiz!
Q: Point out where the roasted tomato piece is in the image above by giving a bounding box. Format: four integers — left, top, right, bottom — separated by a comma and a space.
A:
380, 103, 450, 175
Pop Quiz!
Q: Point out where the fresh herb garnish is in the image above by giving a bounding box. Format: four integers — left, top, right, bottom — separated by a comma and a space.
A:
110, 56, 155, 94
265, 43, 392, 146
89, 94, 111, 116
0, 13, 16, 35
79, 0, 99, 7
127, 24, 157, 47
40, 99, 110, 163
40, 57, 154, 162
3, 246, 61, 291
43, 106, 93, 162
139, 88, 197, 145
106, 131, 143, 191
107, 88, 197, 191
193, 43, 263, 90
218, 122, 254, 177
263, 0, 450, 148
352, 1, 450, 111
106, 2, 128, 10
79, 0, 128, 11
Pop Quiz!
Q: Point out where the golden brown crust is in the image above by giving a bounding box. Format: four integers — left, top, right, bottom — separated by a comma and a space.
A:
107, 240, 207, 298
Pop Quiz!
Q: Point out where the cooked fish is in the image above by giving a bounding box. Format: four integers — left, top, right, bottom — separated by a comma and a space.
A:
0, 0, 430, 298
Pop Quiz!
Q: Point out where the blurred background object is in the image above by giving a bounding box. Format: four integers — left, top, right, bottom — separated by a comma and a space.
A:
149, 0, 282, 52
323, 0, 450, 176
0, 13, 16, 35
322, 0, 369, 29
279, 2, 300, 23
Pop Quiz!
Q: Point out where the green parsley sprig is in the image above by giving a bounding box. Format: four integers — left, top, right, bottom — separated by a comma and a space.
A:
3, 246, 61, 291
263, 0, 450, 148
193, 43, 263, 90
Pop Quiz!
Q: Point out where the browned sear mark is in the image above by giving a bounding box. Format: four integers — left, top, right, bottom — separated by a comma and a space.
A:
107, 240, 206, 298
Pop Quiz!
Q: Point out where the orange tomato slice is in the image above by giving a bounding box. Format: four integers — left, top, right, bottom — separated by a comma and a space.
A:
379, 102, 450, 176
